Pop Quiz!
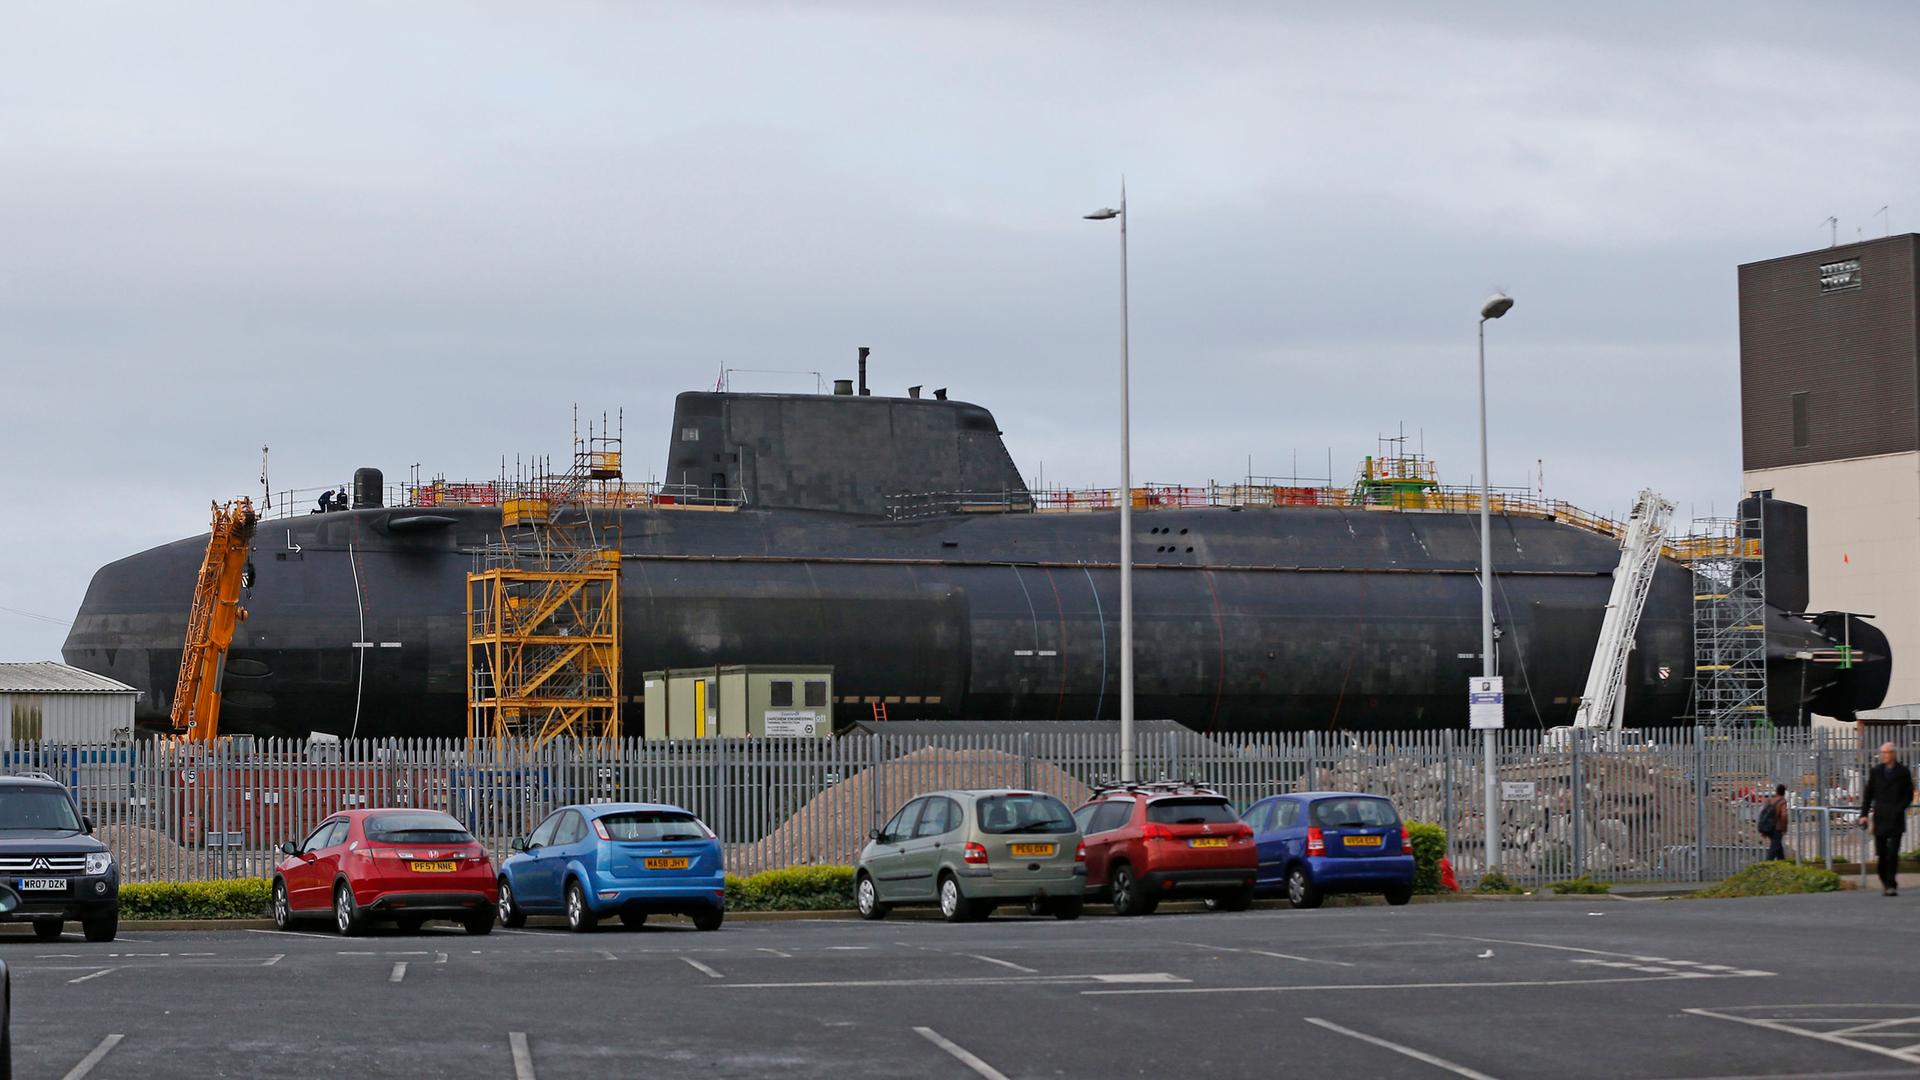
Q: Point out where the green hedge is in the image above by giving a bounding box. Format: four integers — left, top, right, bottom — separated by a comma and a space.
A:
1407, 821, 1448, 893
1692, 862, 1841, 899
725, 866, 856, 911
120, 879, 272, 920
1547, 876, 1610, 895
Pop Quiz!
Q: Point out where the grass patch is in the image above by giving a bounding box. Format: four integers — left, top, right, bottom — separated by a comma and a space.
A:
1691, 861, 1842, 899
1474, 870, 1524, 895
1547, 876, 1610, 895
725, 865, 855, 911
120, 879, 272, 920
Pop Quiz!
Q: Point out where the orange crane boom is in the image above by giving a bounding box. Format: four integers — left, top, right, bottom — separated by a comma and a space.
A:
170, 497, 258, 742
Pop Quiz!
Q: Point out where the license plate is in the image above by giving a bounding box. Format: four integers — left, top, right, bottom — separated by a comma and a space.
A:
1344, 835, 1383, 847
18, 878, 64, 891
1009, 843, 1055, 857
409, 861, 457, 873
1189, 838, 1230, 849
643, 857, 690, 870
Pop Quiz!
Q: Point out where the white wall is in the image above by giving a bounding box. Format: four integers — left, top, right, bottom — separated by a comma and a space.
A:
0, 691, 137, 748
1745, 450, 1920, 710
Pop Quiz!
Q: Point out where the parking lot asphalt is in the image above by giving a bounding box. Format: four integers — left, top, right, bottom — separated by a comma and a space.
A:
6, 891, 1920, 1080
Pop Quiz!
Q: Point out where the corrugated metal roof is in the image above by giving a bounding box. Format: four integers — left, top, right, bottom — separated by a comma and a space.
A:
0, 662, 138, 694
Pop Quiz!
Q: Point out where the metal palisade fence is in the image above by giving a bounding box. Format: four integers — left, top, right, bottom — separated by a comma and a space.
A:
6, 727, 1913, 887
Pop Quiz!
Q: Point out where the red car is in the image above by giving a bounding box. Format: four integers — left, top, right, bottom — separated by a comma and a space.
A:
272, 809, 497, 936
1073, 782, 1257, 915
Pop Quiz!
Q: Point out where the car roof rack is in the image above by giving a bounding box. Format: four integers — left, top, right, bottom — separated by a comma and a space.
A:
8, 771, 57, 783
1089, 778, 1221, 798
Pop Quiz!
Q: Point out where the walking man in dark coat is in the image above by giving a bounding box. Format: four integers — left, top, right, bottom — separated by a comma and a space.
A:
1858, 741, 1915, 896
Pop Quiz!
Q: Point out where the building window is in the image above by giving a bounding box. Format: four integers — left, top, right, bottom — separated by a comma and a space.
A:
1791, 392, 1809, 449
804, 681, 828, 708
769, 681, 794, 707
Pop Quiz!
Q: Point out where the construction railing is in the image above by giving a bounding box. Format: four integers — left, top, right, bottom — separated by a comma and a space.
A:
9, 727, 1908, 888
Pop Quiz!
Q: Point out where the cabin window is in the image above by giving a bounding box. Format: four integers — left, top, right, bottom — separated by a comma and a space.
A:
805, 681, 828, 708
769, 681, 794, 707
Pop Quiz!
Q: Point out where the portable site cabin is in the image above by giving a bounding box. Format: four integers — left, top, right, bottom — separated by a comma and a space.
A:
0, 662, 139, 748
642, 665, 834, 740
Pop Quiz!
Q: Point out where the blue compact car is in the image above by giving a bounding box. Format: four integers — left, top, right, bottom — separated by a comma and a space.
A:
1242, 792, 1415, 909
497, 803, 725, 932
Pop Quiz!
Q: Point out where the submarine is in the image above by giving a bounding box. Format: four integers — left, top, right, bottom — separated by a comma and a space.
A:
62, 379, 1890, 739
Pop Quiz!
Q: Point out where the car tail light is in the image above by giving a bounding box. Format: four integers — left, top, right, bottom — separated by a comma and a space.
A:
1400, 825, 1412, 852
1307, 826, 1326, 855
1141, 823, 1174, 842
963, 842, 989, 865
1229, 823, 1253, 840
592, 817, 611, 841
1074, 841, 1087, 863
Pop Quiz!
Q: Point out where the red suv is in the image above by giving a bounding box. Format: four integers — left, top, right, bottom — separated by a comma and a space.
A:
1073, 783, 1256, 915
272, 809, 497, 936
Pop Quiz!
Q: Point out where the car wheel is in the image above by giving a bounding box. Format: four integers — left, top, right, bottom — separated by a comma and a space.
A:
334, 882, 368, 936
856, 874, 889, 920
1214, 884, 1256, 912
938, 874, 977, 923
1051, 897, 1084, 921
691, 906, 724, 932
1111, 864, 1151, 917
497, 878, 527, 929
565, 880, 598, 933
463, 911, 495, 936
272, 879, 295, 930
31, 920, 62, 941
396, 915, 427, 934
1384, 884, 1413, 906
81, 915, 117, 943
619, 912, 648, 930
1287, 866, 1323, 910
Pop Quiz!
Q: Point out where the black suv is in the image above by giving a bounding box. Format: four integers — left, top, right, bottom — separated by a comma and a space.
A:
0, 776, 117, 942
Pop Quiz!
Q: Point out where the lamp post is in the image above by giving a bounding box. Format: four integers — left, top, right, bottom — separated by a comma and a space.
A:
1085, 186, 1134, 781
1478, 291, 1513, 876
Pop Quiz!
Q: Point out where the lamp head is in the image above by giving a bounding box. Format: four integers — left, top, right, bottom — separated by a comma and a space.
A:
1083, 208, 1121, 221
1480, 292, 1514, 320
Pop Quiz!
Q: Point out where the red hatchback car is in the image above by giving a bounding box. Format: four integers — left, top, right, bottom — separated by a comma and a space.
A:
272, 809, 497, 936
1073, 782, 1256, 916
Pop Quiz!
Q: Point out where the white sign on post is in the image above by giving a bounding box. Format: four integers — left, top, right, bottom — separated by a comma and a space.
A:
1501, 781, 1537, 801
1468, 676, 1505, 730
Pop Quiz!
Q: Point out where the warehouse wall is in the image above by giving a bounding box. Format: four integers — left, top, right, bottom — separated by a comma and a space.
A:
0, 692, 136, 748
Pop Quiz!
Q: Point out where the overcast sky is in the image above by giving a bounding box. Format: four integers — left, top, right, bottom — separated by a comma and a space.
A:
4, 2, 1918, 659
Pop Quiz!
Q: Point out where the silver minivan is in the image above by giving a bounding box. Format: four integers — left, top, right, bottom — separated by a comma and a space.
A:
857, 789, 1086, 922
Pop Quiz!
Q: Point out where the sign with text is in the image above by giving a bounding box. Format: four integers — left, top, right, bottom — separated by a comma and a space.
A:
764, 710, 823, 737
1501, 781, 1537, 801
1468, 677, 1505, 730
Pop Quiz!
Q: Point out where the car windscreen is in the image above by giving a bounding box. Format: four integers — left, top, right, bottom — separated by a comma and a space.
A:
365, 812, 472, 844
975, 794, 1076, 835
1145, 797, 1239, 825
0, 786, 82, 832
598, 811, 709, 842
1309, 797, 1399, 828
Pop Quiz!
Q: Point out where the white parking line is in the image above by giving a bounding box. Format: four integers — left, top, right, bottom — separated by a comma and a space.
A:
758, 947, 793, 958
67, 968, 115, 985
597, 949, 618, 962
389, 962, 407, 983
61, 1033, 125, 1080
245, 928, 337, 941
1083, 972, 1771, 997
914, 1026, 1012, 1080
1686, 1006, 1920, 1067
1180, 941, 1354, 968
681, 957, 724, 979
495, 928, 543, 936
960, 953, 1039, 974
722, 972, 1189, 990
1304, 1017, 1500, 1080
262, 954, 285, 967
509, 1031, 537, 1080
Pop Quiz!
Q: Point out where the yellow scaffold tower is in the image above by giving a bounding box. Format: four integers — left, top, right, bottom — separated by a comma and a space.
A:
466, 413, 624, 751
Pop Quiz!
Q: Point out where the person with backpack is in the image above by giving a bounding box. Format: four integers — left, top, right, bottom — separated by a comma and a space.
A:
1757, 783, 1788, 862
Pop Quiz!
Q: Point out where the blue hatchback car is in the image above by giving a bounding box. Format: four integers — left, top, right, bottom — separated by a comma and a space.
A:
1243, 792, 1415, 909
497, 803, 726, 932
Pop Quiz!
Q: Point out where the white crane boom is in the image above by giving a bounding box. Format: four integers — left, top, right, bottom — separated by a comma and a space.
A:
1572, 489, 1674, 733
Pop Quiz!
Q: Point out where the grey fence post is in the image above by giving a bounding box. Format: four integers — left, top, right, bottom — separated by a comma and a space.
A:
1816, 730, 1831, 869
1571, 730, 1585, 876
1442, 729, 1455, 873
217, 743, 231, 880
870, 733, 885, 835
1022, 732, 1034, 792
1694, 732, 1709, 883
1304, 731, 1318, 792
1169, 731, 1181, 782
715, 737, 730, 848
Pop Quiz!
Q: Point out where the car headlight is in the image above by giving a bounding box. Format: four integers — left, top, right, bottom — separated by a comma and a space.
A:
84, 852, 113, 876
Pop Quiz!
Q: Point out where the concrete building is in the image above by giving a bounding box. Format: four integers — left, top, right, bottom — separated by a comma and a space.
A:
1739, 233, 1920, 709
0, 661, 139, 746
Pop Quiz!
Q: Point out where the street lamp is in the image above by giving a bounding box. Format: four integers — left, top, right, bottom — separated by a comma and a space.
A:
1085, 185, 1134, 782
1478, 291, 1512, 876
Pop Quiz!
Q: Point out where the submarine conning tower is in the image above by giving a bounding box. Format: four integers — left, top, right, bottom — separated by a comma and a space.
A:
664, 390, 1029, 516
